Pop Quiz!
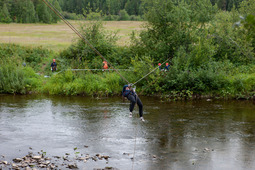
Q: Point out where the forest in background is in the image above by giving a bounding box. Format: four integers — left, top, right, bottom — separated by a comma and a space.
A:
0, 0, 255, 101
0, 0, 251, 23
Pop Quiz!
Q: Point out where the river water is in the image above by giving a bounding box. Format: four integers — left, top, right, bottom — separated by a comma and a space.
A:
0, 95, 255, 170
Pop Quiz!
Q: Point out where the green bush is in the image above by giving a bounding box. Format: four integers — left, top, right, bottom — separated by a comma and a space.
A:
0, 64, 41, 94
119, 10, 130, 21
103, 15, 119, 21
62, 11, 84, 20
0, 43, 53, 72
42, 70, 122, 96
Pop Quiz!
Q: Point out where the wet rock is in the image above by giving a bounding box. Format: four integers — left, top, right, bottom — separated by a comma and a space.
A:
53, 156, 61, 159
67, 163, 77, 169
2, 161, 8, 165
13, 158, 23, 162
152, 155, 157, 158
63, 156, 69, 161
45, 160, 51, 165
78, 157, 86, 161
32, 155, 42, 160
203, 148, 210, 152
38, 164, 47, 168
50, 164, 55, 169
103, 156, 109, 161
20, 163, 28, 168
12, 163, 20, 170
25, 167, 32, 170
92, 156, 98, 161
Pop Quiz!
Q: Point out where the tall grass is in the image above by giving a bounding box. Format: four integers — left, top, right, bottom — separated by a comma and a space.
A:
0, 64, 41, 94
42, 70, 122, 96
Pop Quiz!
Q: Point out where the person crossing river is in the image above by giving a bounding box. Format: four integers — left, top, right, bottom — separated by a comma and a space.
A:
122, 84, 145, 122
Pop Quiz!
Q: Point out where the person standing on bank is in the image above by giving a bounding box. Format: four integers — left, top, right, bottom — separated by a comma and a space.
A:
103, 61, 108, 70
122, 84, 145, 122
51, 59, 57, 72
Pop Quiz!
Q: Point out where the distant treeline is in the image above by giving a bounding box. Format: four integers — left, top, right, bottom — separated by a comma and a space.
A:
0, 0, 248, 23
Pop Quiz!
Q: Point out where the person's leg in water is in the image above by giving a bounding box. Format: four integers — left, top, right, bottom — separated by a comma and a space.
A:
136, 96, 145, 121
127, 94, 136, 117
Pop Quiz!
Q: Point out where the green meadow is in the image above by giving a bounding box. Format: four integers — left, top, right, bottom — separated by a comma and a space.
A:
0, 21, 143, 51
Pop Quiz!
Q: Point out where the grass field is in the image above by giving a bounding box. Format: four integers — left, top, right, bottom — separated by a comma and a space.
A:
0, 21, 144, 51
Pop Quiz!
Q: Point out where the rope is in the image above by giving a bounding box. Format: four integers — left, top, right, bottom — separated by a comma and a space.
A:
133, 57, 171, 86
41, 0, 130, 84
131, 106, 139, 170
70, 69, 133, 71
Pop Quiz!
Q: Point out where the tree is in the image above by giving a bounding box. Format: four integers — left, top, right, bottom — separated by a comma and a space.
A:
60, 21, 119, 68
243, 14, 255, 52
239, 0, 255, 16
0, 3, 12, 23
119, 9, 129, 20
125, 0, 141, 15
51, 0, 62, 23
36, 1, 52, 23
131, 0, 193, 61
23, 0, 37, 23
189, 0, 218, 28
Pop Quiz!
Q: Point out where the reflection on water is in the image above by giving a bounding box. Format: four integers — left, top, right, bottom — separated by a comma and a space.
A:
0, 95, 255, 170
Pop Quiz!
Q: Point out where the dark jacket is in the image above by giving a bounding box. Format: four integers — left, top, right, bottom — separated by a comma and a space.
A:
51, 62, 57, 71
122, 85, 136, 97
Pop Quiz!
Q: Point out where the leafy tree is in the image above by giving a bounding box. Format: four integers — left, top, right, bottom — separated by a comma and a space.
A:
119, 9, 129, 20
243, 14, 255, 52
36, 1, 52, 23
60, 21, 119, 68
51, 0, 62, 23
0, 3, 12, 23
83, 6, 102, 20
22, 0, 37, 23
189, 0, 218, 28
131, 0, 193, 61
239, 0, 255, 16
125, 0, 141, 15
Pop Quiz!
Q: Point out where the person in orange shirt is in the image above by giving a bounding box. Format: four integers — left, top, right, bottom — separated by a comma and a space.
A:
103, 61, 108, 70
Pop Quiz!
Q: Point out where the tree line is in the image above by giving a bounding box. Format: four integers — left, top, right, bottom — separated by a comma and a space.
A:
0, 0, 250, 23
0, 0, 61, 23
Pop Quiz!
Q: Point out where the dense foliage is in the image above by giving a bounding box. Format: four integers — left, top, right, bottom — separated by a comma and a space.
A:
0, 0, 255, 99
0, 0, 251, 23
0, 0, 62, 23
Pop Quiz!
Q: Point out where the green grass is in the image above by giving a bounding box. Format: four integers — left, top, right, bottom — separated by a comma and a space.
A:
0, 21, 143, 51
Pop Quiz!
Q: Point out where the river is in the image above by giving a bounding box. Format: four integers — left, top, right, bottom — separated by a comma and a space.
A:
0, 95, 255, 170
